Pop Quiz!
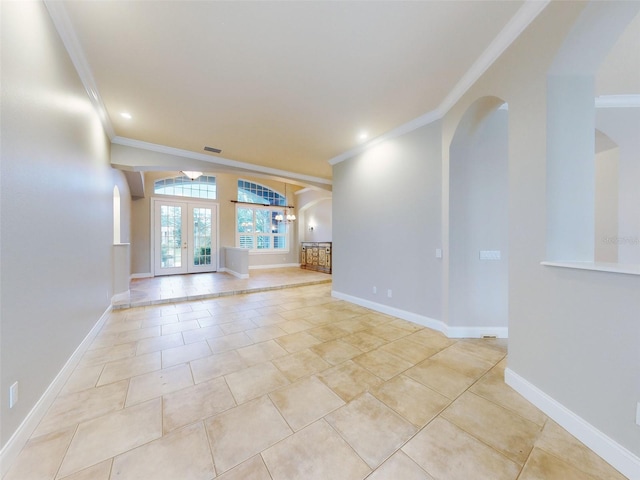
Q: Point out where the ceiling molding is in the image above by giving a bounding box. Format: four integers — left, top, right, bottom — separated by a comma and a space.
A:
329, 0, 550, 167
44, 1, 115, 139
112, 137, 332, 186
595, 94, 640, 108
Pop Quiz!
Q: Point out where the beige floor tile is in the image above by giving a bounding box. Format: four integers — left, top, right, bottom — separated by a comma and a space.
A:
429, 346, 495, 379
57, 459, 112, 480
275, 331, 323, 353
449, 339, 506, 364
205, 395, 292, 473
518, 448, 600, 480
126, 363, 194, 406
372, 375, 450, 427
35, 380, 128, 437
79, 342, 136, 367
352, 348, 413, 380
225, 362, 290, 403
161, 341, 212, 368
318, 360, 384, 402
136, 332, 184, 355
163, 376, 236, 433
367, 451, 434, 480
236, 339, 288, 365
97, 352, 161, 386
535, 420, 628, 480
270, 376, 344, 431
110, 422, 215, 480
245, 325, 288, 342
215, 455, 272, 480
220, 318, 260, 335
4, 428, 75, 480
60, 364, 103, 395
367, 323, 411, 341
181, 325, 225, 344
116, 326, 162, 345
161, 320, 200, 335
57, 398, 162, 478
190, 349, 248, 384
404, 359, 476, 399
325, 393, 416, 468
207, 332, 254, 353
140, 314, 179, 328
178, 309, 213, 322
278, 319, 314, 333
310, 339, 362, 365
341, 331, 387, 352
309, 324, 350, 341
441, 391, 541, 465
470, 367, 547, 426
405, 330, 455, 351
386, 318, 424, 333
262, 419, 371, 480
380, 337, 439, 364
272, 348, 331, 381
250, 313, 287, 327
402, 417, 520, 480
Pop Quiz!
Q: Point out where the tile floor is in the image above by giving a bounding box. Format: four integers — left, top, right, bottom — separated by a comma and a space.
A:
4, 282, 627, 480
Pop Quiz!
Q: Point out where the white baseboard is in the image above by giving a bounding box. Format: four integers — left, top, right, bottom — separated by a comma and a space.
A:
330, 290, 508, 339
130, 272, 152, 279
505, 368, 640, 480
331, 290, 447, 334
249, 263, 300, 270
0, 306, 112, 478
219, 267, 249, 279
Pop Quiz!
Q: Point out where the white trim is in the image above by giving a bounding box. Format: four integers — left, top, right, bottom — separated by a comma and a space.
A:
331, 291, 508, 339
595, 94, 640, 109
0, 306, 112, 478
541, 261, 640, 276
131, 272, 153, 279
112, 137, 332, 186
447, 326, 509, 339
43, 1, 115, 139
331, 290, 447, 334
249, 263, 301, 270
218, 267, 250, 279
328, 0, 549, 166
505, 368, 640, 480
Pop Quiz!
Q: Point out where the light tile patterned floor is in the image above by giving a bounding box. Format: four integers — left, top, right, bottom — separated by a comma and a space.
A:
5, 282, 627, 480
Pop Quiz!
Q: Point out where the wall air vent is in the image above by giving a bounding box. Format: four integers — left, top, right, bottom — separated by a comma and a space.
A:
204, 146, 222, 154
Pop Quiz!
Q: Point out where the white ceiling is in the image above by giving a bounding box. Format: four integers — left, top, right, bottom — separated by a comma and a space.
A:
54, 1, 638, 183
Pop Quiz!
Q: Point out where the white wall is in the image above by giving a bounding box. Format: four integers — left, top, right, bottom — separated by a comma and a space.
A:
449, 102, 508, 333
594, 146, 619, 263
0, 1, 128, 449
333, 122, 443, 322
298, 189, 332, 243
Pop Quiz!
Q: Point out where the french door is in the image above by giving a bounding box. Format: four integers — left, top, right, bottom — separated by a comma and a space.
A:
153, 199, 218, 275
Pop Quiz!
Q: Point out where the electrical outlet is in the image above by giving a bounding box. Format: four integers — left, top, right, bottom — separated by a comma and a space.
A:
372, 286, 377, 294
9, 381, 18, 408
387, 289, 392, 298
435, 248, 443, 258
636, 402, 640, 426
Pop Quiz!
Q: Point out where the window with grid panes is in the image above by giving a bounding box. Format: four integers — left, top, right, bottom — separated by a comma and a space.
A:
236, 181, 288, 252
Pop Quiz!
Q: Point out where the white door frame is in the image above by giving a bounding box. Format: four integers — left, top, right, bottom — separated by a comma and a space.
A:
150, 197, 220, 277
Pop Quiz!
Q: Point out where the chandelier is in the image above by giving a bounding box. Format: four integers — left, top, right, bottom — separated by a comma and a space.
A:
275, 183, 296, 223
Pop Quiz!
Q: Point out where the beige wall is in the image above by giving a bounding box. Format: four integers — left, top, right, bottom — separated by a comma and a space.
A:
130, 171, 300, 275
0, 1, 129, 449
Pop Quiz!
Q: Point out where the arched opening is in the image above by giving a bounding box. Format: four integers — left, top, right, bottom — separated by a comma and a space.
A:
449, 96, 509, 336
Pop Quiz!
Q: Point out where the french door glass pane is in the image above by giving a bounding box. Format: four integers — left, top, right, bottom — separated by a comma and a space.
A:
160, 205, 182, 268
193, 207, 212, 266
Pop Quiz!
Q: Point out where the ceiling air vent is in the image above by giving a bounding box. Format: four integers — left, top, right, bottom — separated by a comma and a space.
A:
204, 146, 222, 154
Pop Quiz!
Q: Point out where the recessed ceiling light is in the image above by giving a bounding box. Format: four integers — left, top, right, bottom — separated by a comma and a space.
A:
359, 132, 369, 141
120, 112, 132, 119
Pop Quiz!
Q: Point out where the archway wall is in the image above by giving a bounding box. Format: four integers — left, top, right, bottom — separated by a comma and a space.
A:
448, 98, 508, 331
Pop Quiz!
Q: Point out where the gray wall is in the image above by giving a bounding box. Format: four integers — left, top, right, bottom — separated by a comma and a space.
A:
333, 122, 443, 321
0, 1, 129, 448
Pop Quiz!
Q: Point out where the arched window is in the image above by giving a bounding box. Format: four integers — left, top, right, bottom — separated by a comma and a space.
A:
154, 175, 216, 199
237, 180, 285, 205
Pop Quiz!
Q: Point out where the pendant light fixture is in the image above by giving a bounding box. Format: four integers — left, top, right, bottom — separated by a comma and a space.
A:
181, 171, 203, 181
275, 183, 296, 223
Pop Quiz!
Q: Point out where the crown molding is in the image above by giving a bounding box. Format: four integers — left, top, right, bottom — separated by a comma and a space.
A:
595, 95, 640, 108
112, 137, 332, 186
329, 0, 550, 166
44, 1, 115, 139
